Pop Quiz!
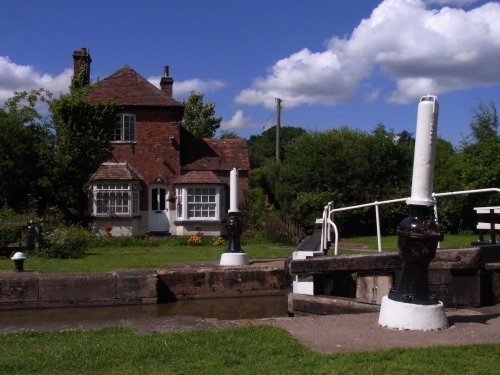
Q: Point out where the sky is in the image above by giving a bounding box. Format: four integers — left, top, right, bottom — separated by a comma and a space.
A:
1, 0, 499, 145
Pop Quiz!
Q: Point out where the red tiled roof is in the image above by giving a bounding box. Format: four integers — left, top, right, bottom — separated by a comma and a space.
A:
173, 171, 224, 185
180, 128, 250, 172
90, 162, 144, 181
86, 66, 183, 107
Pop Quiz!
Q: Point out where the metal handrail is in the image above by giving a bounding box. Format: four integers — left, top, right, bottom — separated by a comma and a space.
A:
321, 188, 500, 255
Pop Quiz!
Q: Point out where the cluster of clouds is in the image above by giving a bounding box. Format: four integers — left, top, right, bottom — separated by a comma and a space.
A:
236, 0, 500, 110
2, 0, 499, 132
0, 56, 73, 104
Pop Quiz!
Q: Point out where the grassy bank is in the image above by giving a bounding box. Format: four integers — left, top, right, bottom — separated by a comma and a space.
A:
0, 326, 498, 374
342, 233, 478, 252
0, 234, 478, 273
0, 237, 293, 273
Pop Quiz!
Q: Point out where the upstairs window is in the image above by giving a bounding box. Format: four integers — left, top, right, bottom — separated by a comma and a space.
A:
113, 113, 136, 142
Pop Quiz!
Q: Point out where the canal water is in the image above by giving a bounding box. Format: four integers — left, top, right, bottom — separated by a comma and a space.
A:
0, 295, 288, 325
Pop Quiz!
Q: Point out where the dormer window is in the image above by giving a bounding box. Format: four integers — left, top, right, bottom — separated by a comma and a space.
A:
113, 113, 136, 142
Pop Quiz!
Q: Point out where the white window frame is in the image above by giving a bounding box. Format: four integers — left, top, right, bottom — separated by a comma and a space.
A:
90, 182, 140, 217
176, 185, 223, 221
112, 113, 136, 142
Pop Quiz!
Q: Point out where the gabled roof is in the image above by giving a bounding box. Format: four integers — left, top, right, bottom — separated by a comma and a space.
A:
173, 171, 224, 185
85, 66, 183, 107
90, 162, 144, 181
180, 128, 250, 172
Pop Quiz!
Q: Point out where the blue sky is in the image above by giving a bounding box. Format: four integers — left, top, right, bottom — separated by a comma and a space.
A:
1, 0, 499, 145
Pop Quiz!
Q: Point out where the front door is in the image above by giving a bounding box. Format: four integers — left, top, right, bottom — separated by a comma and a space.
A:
149, 184, 169, 233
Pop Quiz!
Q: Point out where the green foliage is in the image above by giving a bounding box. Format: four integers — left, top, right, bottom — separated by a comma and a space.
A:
0, 89, 55, 211
41, 226, 94, 259
240, 167, 278, 235
274, 126, 413, 234
451, 100, 500, 231
218, 129, 241, 139
181, 91, 221, 137
0, 207, 27, 248
468, 100, 498, 143
247, 125, 306, 167
50, 86, 117, 221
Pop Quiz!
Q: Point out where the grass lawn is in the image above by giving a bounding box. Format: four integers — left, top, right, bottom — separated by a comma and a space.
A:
0, 326, 498, 374
0, 238, 294, 273
341, 233, 478, 253
0, 234, 478, 273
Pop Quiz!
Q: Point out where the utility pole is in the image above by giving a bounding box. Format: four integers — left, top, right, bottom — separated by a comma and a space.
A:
275, 98, 282, 162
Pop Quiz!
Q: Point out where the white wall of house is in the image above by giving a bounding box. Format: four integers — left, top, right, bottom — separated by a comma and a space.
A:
92, 212, 223, 237
93, 217, 142, 237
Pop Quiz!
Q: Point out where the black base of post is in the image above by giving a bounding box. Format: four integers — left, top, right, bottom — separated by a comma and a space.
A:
14, 259, 25, 272
225, 212, 243, 253
388, 205, 443, 305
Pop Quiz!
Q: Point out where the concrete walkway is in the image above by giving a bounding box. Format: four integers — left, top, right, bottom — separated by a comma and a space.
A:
265, 305, 500, 353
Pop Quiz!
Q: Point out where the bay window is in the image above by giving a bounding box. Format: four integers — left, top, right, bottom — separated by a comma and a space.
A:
90, 182, 140, 216
176, 185, 223, 221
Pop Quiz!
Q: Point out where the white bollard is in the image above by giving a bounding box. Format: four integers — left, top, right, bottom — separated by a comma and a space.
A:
229, 168, 239, 213
407, 95, 439, 206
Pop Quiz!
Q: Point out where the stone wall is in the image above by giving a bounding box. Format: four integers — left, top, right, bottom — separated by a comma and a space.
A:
0, 261, 289, 310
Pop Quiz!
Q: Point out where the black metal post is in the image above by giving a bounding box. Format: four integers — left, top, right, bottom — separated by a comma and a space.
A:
14, 259, 25, 272
225, 212, 243, 253
388, 205, 443, 305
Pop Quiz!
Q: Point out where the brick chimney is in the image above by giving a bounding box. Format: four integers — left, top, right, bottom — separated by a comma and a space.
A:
160, 65, 173, 98
72, 48, 92, 88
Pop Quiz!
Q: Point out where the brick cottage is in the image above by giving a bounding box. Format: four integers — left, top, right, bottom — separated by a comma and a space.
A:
72, 48, 249, 236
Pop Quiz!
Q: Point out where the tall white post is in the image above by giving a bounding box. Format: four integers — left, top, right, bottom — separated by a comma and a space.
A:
407, 95, 439, 206
379, 94, 448, 331
220, 167, 248, 266
229, 168, 239, 213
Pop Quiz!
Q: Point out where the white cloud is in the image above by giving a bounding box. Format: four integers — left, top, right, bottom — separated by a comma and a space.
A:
236, 0, 500, 107
425, 0, 478, 6
0, 56, 71, 104
147, 76, 225, 97
221, 110, 258, 130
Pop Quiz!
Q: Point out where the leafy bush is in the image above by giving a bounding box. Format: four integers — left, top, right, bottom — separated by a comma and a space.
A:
211, 236, 225, 246
42, 226, 94, 259
0, 207, 29, 249
186, 233, 204, 246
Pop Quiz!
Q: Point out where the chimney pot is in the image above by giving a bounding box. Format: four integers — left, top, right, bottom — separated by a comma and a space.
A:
160, 65, 174, 98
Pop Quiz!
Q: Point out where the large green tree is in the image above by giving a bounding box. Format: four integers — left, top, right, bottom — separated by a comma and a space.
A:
469, 100, 498, 143
49, 86, 117, 221
181, 92, 221, 138
0, 89, 55, 211
456, 101, 500, 230
273, 126, 414, 234
247, 126, 306, 168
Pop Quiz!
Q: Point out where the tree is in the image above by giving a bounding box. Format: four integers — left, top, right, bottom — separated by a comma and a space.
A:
218, 130, 241, 139
0, 89, 55, 211
49, 86, 117, 222
247, 126, 306, 168
271, 126, 418, 235
469, 100, 498, 143
181, 92, 221, 138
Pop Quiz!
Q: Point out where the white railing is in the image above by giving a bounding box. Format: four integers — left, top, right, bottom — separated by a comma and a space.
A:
319, 188, 500, 256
